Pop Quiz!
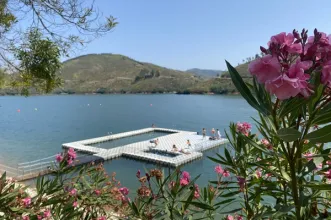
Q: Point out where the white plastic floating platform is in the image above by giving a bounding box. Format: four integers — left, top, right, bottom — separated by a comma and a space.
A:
62, 128, 229, 167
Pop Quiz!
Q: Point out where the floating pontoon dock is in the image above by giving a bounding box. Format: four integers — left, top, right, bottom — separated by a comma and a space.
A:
62, 127, 228, 167
1, 127, 228, 181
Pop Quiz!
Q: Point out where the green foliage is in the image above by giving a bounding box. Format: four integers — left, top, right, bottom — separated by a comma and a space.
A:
14, 29, 62, 95
0, 0, 117, 94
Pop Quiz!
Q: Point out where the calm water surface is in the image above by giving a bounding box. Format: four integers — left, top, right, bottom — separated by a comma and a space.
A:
0, 94, 256, 189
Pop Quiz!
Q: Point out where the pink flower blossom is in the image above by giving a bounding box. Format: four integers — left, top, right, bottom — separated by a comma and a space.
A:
248, 55, 281, 84
227, 215, 234, 220
55, 154, 63, 163
169, 181, 176, 189
223, 170, 230, 177
261, 139, 273, 150
256, 169, 262, 178
98, 217, 106, 220
214, 165, 224, 175
269, 32, 294, 46
322, 61, 331, 87
22, 216, 30, 220
236, 122, 251, 136
67, 158, 74, 165
73, 201, 78, 207
68, 148, 77, 160
119, 187, 129, 196
180, 178, 189, 186
44, 210, 51, 218
37, 215, 42, 220
94, 189, 101, 195
304, 152, 314, 161
236, 215, 244, 220
194, 184, 200, 199
22, 197, 31, 207
69, 188, 77, 196
326, 160, 331, 165
323, 169, 331, 179
182, 171, 190, 181
237, 176, 246, 191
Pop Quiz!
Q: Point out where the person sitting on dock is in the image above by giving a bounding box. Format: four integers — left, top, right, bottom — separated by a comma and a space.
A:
187, 140, 191, 148
172, 144, 178, 152
150, 138, 159, 147
180, 148, 191, 154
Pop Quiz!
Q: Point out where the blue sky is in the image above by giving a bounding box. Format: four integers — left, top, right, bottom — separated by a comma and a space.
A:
76, 0, 331, 71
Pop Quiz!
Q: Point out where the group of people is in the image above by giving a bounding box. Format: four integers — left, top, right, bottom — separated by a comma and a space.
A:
150, 138, 192, 154
202, 128, 221, 140
172, 140, 191, 154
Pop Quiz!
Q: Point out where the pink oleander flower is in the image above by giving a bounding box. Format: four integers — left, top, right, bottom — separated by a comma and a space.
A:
67, 158, 73, 165
236, 215, 244, 220
98, 217, 106, 220
265, 68, 310, 100
248, 55, 281, 84
269, 32, 302, 54
37, 215, 42, 220
237, 176, 246, 191
322, 60, 331, 87
236, 122, 251, 136
316, 163, 323, 170
180, 177, 189, 186
194, 184, 200, 199
22, 216, 30, 220
182, 171, 190, 181
69, 188, 77, 196
68, 148, 77, 160
324, 170, 331, 179
326, 160, 331, 165
73, 201, 78, 207
119, 187, 129, 196
55, 154, 63, 163
256, 169, 262, 178
214, 165, 224, 175
94, 189, 101, 195
136, 170, 141, 178
223, 170, 230, 177
227, 215, 234, 220
261, 139, 273, 150
169, 181, 176, 189
304, 152, 314, 161
44, 210, 51, 218
22, 197, 31, 207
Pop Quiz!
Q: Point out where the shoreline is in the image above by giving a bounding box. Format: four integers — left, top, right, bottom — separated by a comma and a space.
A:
0, 92, 240, 97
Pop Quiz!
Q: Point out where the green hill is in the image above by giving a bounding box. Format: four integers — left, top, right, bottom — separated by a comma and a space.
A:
56, 53, 200, 94
0, 54, 252, 95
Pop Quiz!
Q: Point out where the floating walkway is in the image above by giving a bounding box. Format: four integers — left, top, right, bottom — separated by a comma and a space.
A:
63, 127, 229, 167
1, 128, 228, 181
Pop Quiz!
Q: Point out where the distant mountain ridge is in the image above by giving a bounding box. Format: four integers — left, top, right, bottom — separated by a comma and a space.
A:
0, 53, 252, 95
186, 68, 223, 78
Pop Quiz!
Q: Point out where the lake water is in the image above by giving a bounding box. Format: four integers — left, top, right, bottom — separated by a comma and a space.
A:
0, 94, 257, 190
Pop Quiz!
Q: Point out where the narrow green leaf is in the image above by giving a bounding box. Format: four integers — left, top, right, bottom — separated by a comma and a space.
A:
277, 128, 301, 142
303, 184, 331, 190
184, 201, 214, 210
225, 61, 269, 115
305, 124, 331, 143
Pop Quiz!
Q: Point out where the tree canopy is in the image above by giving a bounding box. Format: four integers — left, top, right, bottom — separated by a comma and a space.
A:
0, 0, 117, 94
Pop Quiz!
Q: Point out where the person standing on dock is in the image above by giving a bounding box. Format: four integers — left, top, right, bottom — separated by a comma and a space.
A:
216, 129, 221, 139
202, 128, 206, 140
